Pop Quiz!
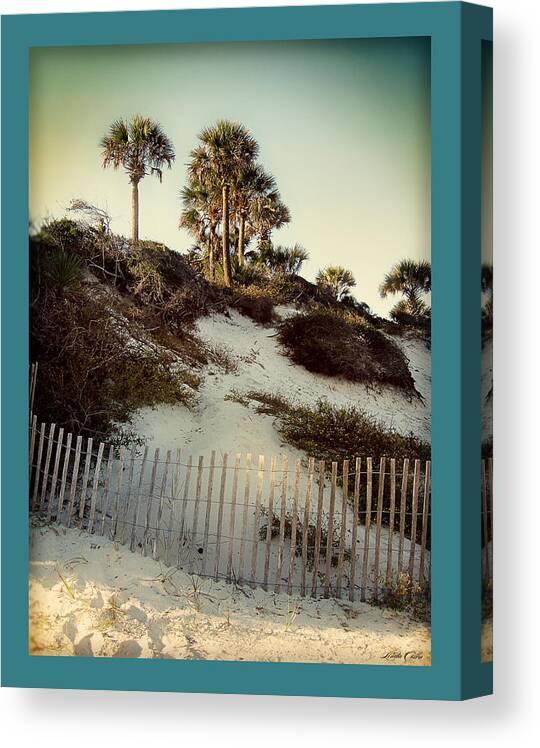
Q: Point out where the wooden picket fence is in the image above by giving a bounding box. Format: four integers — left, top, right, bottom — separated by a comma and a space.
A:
28, 416, 439, 601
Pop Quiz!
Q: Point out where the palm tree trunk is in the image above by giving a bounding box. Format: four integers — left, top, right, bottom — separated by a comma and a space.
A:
222, 183, 232, 286
131, 181, 139, 244
238, 213, 246, 266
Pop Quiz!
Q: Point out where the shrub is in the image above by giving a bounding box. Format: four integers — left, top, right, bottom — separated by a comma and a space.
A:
44, 250, 83, 292
276, 398, 430, 464
30, 241, 197, 442
278, 309, 417, 393
377, 574, 431, 623
234, 294, 275, 325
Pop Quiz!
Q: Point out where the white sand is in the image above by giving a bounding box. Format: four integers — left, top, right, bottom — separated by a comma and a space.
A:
129, 307, 431, 459
29, 523, 431, 665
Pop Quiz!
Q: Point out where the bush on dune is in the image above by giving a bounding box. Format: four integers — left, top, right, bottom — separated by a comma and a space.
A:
30, 240, 197, 442
278, 309, 418, 394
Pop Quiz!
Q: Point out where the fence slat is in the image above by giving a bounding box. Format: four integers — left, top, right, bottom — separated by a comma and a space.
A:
262, 456, 277, 590
287, 459, 301, 596
32, 422, 46, 509
201, 450, 216, 574
300, 457, 315, 597
274, 456, 289, 594
324, 462, 338, 598
373, 456, 386, 601
360, 457, 373, 602
166, 448, 181, 564
238, 453, 252, 581
153, 449, 171, 559
385, 458, 397, 582
178, 454, 192, 565
311, 460, 326, 597
29, 414, 38, 485
57, 432, 72, 516
118, 450, 136, 545
66, 436, 83, 527
397, 458, 409, 575
87, 442, 105, 533
143, 448, 159, 555
189, 456, 204, 573
348, 457, 361, 601
99, 445, 115, 537
77, 437, 93, 527
129, 446, 148, 550
407, 459, 421, 581
336, 460, 349, 598
250, 455, 265, 589
47, 427, 64, 520
111, 446, 126, 541
418, 460, 431, 584
214, 453, 228, 580
39, 423, 56, 510
227, 453, 241, 582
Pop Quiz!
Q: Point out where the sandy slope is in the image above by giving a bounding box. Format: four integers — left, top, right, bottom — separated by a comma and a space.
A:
29, 524, 431, 665
129, 307, 431, 459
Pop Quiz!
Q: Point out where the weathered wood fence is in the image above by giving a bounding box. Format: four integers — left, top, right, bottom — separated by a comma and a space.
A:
28, 417, 439, 601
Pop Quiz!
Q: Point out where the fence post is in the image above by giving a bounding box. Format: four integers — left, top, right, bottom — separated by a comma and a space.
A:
226, 453, 241, 582
360, 457, 373, 602
201, 450, 216, 574
274, 455, 289, 594
335, 459, 349, 598
397, 458, 409, 575
250, 455, 265, 589
263, 455, 277, 591
189, 456, 204, 573
46, 427, 64, 521
57, 432, 72, 517
348, 457, 361, 602
238, 453, 252, 581
287, 459, 301, 596
385, 458, 397, 583
311, 459, 325, 597
129, 446, 148, 549
300, 457, 315, 597
373, 456, 386, 602
87, 442, 105, 533
66, 435, 83, 527
214, 452, 228, 580
419, 460, 431, 584
39, 423, 56, 511
77, 437, 93, 527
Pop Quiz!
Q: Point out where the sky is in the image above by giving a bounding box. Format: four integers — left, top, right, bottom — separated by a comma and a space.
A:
29, 37, 431, 317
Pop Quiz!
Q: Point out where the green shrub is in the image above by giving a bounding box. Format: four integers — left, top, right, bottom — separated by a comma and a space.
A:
44, 250, 83, 292
278, 309, 417, 393
377, 573, 430, 623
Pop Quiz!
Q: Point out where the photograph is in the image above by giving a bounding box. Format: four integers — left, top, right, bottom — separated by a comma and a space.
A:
27, 36, 433, 665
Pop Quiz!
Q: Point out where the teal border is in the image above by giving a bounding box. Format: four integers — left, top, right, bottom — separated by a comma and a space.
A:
1, 2, 493, 700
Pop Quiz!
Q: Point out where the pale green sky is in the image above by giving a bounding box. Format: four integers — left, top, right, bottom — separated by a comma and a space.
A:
29, 37, 431, 316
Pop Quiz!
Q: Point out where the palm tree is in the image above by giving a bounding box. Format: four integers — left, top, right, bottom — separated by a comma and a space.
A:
233, 164, 276, 265
379, 259, 431, 317
316, 265, 356, 301
250, 190, 291, 250
253, 244, 309, 276
191, 120, 259, 286
180, 178, 221, 280
100, 115, 175, 243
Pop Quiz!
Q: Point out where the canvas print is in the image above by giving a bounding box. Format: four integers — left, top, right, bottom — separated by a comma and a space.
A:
481, 38, 493, 663
28, 38, 432, 665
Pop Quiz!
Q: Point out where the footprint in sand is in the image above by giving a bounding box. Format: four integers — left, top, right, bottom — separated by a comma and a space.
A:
113, 640, 142, 658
